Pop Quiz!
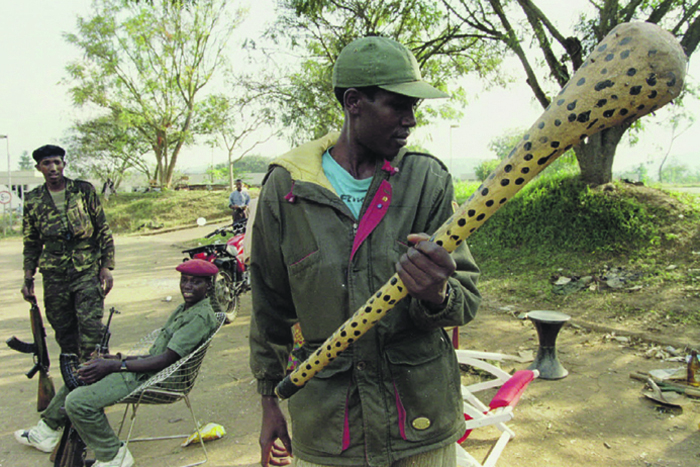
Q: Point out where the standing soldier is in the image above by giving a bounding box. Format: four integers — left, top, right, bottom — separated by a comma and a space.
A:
21, 144, 115, 362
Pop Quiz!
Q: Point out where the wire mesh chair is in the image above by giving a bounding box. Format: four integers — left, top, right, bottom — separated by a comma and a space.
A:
115, 312, 226, 467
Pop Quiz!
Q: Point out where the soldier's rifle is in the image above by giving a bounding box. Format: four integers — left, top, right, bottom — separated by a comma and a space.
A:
54, 306, 120, 467
6, 297, 56, 411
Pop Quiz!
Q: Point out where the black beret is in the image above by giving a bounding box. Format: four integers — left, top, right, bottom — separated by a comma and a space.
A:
32, 145, 66, 162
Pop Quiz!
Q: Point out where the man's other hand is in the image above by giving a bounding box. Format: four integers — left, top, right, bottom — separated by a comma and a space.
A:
100, 267, 113, 295
259, 395, 292, 466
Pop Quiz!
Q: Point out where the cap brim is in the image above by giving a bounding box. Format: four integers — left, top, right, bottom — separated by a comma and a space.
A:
379, 81, 450, 99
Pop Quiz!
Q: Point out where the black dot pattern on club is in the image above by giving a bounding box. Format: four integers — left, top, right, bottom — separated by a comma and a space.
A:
432, 26, 683, 255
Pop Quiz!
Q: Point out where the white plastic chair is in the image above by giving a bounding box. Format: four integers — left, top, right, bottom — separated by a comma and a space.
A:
454, 349, 539, 467
115, 312, 226, 467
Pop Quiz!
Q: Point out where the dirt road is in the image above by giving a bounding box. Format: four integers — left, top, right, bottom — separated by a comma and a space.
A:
1, 227, 699, 466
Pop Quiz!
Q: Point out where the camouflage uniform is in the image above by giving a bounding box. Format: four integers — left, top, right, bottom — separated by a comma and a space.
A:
23, 178, 115, 360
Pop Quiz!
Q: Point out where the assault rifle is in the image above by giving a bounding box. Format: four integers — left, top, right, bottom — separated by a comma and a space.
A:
52, 426, 87, 467
6, 297, 56, 412
59, 307, 120, 390
54, 306, 120, 467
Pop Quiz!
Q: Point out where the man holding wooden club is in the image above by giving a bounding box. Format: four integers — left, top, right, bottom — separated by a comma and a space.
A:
249, 36, 481, 467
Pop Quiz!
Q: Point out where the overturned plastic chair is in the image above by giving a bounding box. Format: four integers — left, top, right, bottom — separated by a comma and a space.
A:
115, 312, 226, 467
454, 349, 538, 467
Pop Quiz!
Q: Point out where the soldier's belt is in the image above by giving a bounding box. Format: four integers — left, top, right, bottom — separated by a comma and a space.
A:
43, 239, 94, 254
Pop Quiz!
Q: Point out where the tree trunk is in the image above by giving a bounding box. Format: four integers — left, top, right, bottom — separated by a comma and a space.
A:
575, 125, 628, 185
228, 151, 235, 191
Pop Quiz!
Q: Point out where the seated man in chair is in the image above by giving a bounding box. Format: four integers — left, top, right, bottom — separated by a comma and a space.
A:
14, 259, 220, 467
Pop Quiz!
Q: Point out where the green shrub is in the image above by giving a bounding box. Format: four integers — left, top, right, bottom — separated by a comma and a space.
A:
454, 180, 480, 204
474, 160, 501, 182
465, 174, 660, 256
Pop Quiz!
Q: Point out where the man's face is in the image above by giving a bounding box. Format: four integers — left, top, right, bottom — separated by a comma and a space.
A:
180, 274, 210, 306
35, 156, 66, 186
235, 181, 242, 191
353, 89, 419, 160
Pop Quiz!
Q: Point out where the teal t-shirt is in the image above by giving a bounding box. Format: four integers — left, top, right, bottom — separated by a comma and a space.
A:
322, 150, 372, 219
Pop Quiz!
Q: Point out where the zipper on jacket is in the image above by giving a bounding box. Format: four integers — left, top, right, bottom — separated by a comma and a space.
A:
348, 222, 358, 271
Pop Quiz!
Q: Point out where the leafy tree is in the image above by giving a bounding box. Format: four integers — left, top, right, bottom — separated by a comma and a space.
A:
487, 128, 525, 160
474, 128, 521, 181
205, 162, 232, 184
18, 151, 33, 171
475, 159, 501, 181
196, 83, 279, 190
260, 0, 504, 144
63, 0, 241, 188
63, 114, 153, 188
442, 0, 700, 185
233, 154, 272, 173
655, 158, 700, 183
653, 99, 696, 182
485, 127, 577, 179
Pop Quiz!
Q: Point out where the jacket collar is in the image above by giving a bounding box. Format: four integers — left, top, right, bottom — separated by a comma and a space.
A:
40, 177, 75, 197
270, 132, 406, 191
271, 132, 338, 192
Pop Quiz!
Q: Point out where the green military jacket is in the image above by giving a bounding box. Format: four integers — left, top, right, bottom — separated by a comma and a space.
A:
249, 133, 481, 466
23, 178, 115, 273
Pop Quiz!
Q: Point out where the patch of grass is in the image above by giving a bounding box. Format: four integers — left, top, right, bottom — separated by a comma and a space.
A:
103, 190, 243, 234
454, 175, 700, 325
468, 175, 661, 256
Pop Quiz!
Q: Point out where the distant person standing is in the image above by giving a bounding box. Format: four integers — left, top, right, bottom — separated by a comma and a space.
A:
22, 144, 115, 362
228, 178, 250, 223
101, 178, 115, 201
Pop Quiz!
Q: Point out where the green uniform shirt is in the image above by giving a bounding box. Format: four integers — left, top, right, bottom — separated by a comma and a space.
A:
149, 297, 218, 359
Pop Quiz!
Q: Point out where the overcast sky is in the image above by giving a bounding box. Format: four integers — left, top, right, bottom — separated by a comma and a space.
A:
0, 0, 698, 178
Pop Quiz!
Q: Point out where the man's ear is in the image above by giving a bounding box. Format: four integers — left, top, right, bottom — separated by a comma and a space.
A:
343, 88, 363, 115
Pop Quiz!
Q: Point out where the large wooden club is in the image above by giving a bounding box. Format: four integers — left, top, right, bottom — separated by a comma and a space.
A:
275, 22, 687, 400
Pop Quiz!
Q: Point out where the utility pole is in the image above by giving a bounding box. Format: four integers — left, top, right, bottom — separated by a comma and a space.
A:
0, 135, 10, 234
449, 125, 459, 175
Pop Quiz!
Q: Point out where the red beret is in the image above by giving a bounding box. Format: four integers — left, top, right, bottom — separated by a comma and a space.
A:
176, 259, 219, 277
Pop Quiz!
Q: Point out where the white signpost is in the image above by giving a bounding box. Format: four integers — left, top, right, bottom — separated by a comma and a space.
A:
0, 190, 9, 235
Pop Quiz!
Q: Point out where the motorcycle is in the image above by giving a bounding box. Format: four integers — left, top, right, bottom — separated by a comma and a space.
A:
182, 219, 250, 323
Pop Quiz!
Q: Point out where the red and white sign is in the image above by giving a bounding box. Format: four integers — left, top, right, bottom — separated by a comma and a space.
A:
0, 191, 11, 205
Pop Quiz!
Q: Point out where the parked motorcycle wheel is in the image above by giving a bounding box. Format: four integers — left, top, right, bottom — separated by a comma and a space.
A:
214, 270, 240, 323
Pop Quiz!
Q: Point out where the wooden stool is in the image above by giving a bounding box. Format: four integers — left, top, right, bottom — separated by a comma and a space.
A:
527, 310, 570, 380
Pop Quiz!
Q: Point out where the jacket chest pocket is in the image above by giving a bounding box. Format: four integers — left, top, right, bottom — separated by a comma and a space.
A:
66, 195, 93, 238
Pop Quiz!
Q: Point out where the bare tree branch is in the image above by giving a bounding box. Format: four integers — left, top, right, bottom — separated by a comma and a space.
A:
487, 0, 550, 108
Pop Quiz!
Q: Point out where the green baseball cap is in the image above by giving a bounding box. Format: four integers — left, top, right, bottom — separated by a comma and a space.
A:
332, 36, 450, 99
